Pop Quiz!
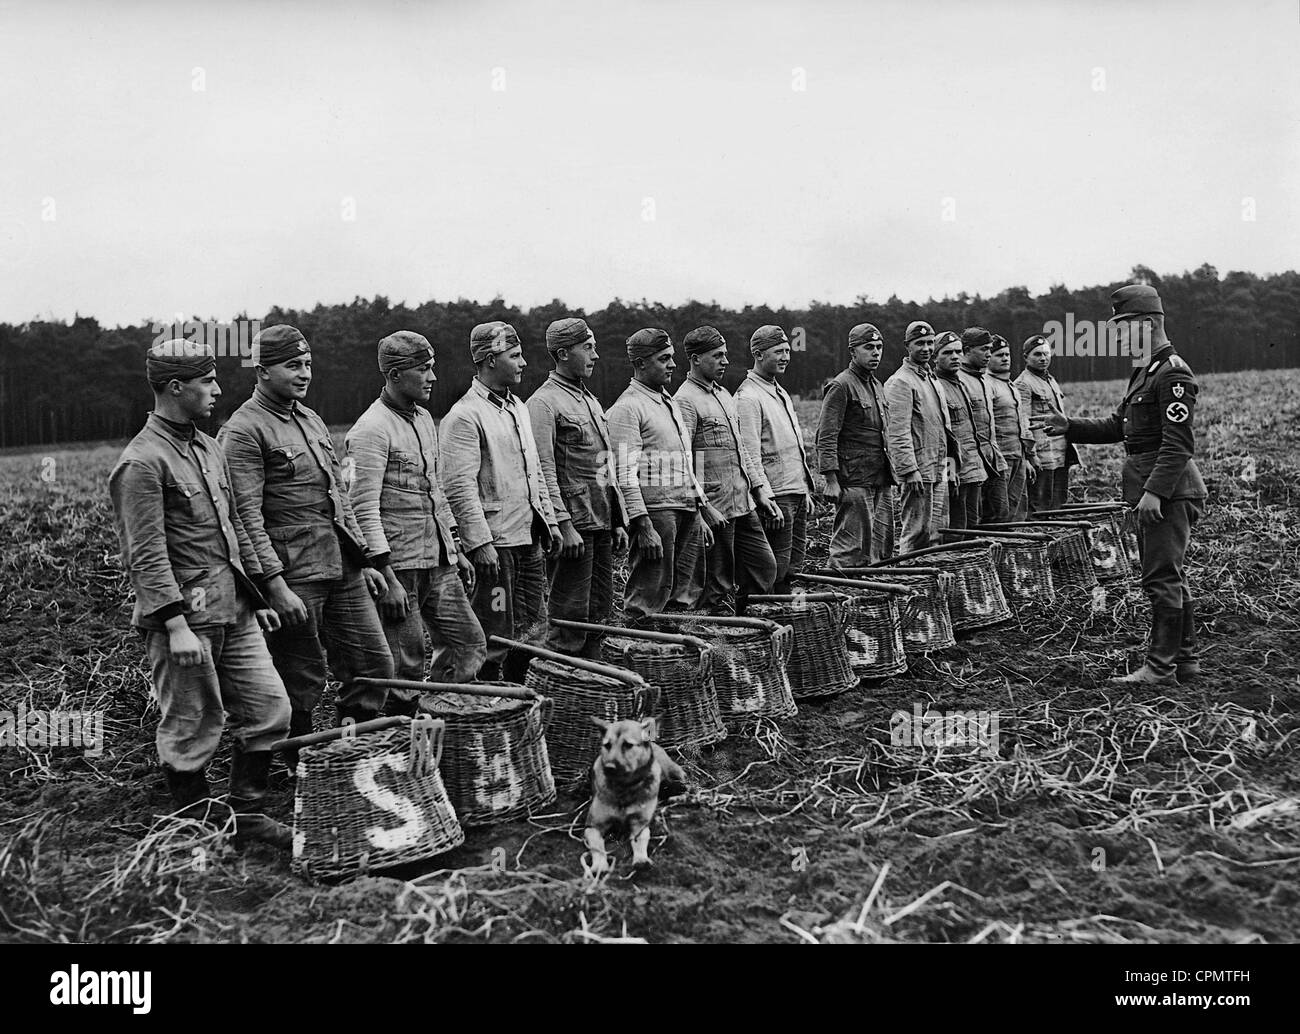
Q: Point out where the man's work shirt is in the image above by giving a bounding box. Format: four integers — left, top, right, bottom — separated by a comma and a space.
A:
528, 371, 628, 533
957, 365, 1008, 477
674, 372, 772, 521
884, 358, 951, 482
219, 387, 376, 584
1014, 369, 1073, 470
988, 373, 1036, 467
1066, 344, 1206, 504
606, 378, 708, 519
439, 377, 557, 552
815, 365, 894, 489
345, 393, 459, 571
736, 370, 815, 500
109, 414, 268, 631
936, 373, 988, 486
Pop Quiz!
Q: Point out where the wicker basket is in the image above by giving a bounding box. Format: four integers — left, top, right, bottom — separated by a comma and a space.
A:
499, 636, 653, 784
940, 528, 1056, 608
793, 574, 909, 679
874, 542, 1013, 632
838, 567, 957, 652
1028, 510, 1131, 582
979, 521, 1098, 589
275, 716, 464, 881
355, 678, 556, 827
1043, 503, 1140, 574
645, 613, 797, 725
546, 621, 727, 752
746, 592, 859, 699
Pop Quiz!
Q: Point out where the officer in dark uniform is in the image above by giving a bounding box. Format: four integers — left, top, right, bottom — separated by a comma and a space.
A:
1038, 284, 1206, 685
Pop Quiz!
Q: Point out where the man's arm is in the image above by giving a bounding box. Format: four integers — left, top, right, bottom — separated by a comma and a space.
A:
218, 422, 282, 579
1144, 372, 1198, 499
732, 395, 772, 498
439, 407, 494, 552
526, 392, 571, 526
108, 459, 185, 621
1064, 405, 1125, 444
344, 417, 394, 559
606, 399, 648, 522
882, 378, 918, 478
219, 448, 262, 579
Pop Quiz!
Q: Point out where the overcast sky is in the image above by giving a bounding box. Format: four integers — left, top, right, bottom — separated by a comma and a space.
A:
1, 0, 1297, 327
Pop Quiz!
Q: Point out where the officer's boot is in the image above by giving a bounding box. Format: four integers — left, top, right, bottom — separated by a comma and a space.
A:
1110, 605, 1183, 686
1175, 602, 1201, 683
228, 746, 293, 850
162, 765, 234, 829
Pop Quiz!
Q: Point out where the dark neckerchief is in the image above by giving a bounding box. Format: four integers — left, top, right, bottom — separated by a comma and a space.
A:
155, 413, 196, 441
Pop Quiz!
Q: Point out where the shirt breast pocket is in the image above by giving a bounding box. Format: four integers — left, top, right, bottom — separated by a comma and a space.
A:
557, 413, 594, 448
391, 448, 425, 491
699, 417, 731, 449
269, 445, 302, 478
163, 477, 204, 517
1127, 394, 1159, 432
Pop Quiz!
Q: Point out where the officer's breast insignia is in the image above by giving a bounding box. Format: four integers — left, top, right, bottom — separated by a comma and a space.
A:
1172, 384, 1184, 398
1166, 402, 1189, 423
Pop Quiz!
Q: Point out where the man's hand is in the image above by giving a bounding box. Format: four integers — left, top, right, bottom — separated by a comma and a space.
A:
254, 608, 281, 633
901, 470, 923, 487
1026, 460, 1039, 485
470, 542, 500, 582
1034, 412, 1069, 437
842, 485, 867, 505
558, 520, 585, 560
760, 496, 784, 530
1136, 490, 1164, 526
613, 526, 629, 554
456, 552, 476, 595
266, 576, 308, 627
700, 501, 725, 531
378, 568, 411, 622
362, 566, 387, 601
820, 473, 841, 504
544, 524, 562, 557
945, 458, 960, 486
165, 617, 205, 668
630, 516, 662, 560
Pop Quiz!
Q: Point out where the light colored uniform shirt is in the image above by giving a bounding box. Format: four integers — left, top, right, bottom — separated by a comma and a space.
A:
735, 370, 814, 500
674, 372, 772, 520
1014, 369, 1070, 470
606, 378, 708, 519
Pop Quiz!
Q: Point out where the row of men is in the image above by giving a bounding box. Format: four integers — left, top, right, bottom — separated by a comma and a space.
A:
104, 314, 1075, 848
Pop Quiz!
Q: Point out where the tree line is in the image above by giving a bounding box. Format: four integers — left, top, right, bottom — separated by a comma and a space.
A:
0, 263, 1295, 449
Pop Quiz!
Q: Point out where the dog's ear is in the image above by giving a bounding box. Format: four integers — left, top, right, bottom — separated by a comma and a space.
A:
590, 716, 611, 732
639, 717, 658, 742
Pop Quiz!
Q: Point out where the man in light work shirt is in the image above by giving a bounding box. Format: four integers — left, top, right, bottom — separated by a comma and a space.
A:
955, 327, 1008, 526
986, 333, 1038, 521
816, 322, 896, 566
110, 339, 291, 849
440, 321, 559, 681
674, 325, 782, 614
885, 321, 956, 553
735, 325, 815, 591
219, 324, 394, 736
529, 317, 629, 658
345, 331, 485, 688
607, 328, 720, 623
933, 330, 988, 530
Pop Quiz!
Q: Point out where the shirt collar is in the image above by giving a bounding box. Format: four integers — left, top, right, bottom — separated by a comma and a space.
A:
547, 370, 592, 397
471, 376, 517, 410
687, 371, 720, 394
744, 369, 781, 396
253, 385, 297, 421
380, 387, 419, 422
629, 378, 670, 404
145, 412, 208, 456
848, 364, 878, 387
903, 357, 932, 377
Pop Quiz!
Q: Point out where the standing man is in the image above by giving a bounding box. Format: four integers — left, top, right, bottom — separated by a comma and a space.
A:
440, 321, 559, 681
110, 339, 291, 847
885, 321, 957, 552
934, 330, 987, 530
345, 331, 486, 687
736, 325, 816, 590
1015, 334, 1079, 513
815, 322, 896, 567
528, 317, 629, 658
674, 326, 781, 615
956, 327, 1008, 525
219, 325, 394, 738
1039, 284, 1206, 685
607, 328, 720, 624
986, 333, 1038, 521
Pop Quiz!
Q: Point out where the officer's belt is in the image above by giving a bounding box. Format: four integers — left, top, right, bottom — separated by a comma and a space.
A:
1124, 446, 1159, 457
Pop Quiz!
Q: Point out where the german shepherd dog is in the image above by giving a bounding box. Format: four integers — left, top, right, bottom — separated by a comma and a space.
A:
584, 716, 687, 875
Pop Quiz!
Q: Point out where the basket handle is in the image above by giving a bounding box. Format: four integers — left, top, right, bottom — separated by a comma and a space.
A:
747, 592, 843, 604
355, 676, 538, 701
550, 618, 710, 653
489, 635, 648, 689
793, 573, 913, 595
834, 565, 945, 577
408, 716, 445, 774
772, 623, 794, 666
644, 612, 783, 634
270, 715, 409, 754
941, 527, 1053, 543
978, 520, 1093, 530
882, 540, 998, 561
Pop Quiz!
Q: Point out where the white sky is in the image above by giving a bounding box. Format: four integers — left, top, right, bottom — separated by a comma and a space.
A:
1, 0, 1297, 326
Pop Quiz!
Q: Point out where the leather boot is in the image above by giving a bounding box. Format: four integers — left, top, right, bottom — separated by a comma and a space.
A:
280, 709, 314, 777
335, 702, 381, 726
162, 766, 234, 829
1110, 604, 1183, 686
382, 692, 439, 719
1175, 602, 1201, 682
228, 747, 293, 850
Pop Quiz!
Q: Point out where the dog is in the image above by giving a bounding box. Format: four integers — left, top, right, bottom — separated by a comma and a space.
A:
584, 716, 687, 876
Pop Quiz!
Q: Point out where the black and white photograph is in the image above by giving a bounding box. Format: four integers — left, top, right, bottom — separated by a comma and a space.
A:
1, 0, 1297, 981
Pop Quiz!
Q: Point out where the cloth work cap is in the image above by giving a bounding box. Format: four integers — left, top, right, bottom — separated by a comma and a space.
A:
749, 325, 789, 353
252, 324, 310, 367
546, 317, 592, 356
626, 328, 671, 362
147, 338, 216, 385
961, 327, 993, 350
1108, 283, 1164, 322
470, 321, 521, 363
849, 323, 883, 347
683, 326, 726, 356
904, 320, 936, 344
379, 331, 435, 374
